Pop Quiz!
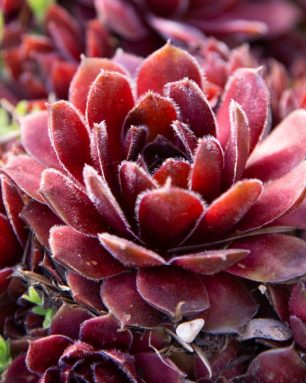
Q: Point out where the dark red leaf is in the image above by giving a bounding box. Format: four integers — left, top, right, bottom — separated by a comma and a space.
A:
124, 92, 178, 142
119, 161, 157, 220
137, 267, 209, 317
51, 304, 92, 340
50, 225, 124, 280
289, 282, 306, 321
86, 70, 134, 162
135, 352, 185, 383
84, 165, 130, 236
193, 179, 262, 239
223, 101, 250, 187
228, 234, 306, 283
237, 161, 306, 232
69, 56, 126, 114
2, 155, 46, 203
198, 273, 258, 334
165, 78, 216, 137
1, 176, 27, 245
26, 335, 72, 375
171, 120, 197, 157
80, 314, 132, 351
66, 271, 105, 311
101, 272, 164, 328
99, 233, 165, 267
245, 109, 306, 181
2, 355, 38, 383
190, 136, 224, 202
0, 213, 22, 268
20, 111, 59, 168
49, 101, 91, 183
40, 169, 106, 236
20, 201, 63, 249
290, 316, 306, 349
137, 185, 204, 249
137, 43, 203, 96
169, 249, 249, 275
217, 68, 269, 152
246, 346, 306, 382
153, 159, 191, 188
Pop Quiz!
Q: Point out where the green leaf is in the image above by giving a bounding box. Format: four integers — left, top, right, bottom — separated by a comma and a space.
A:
0, 336, 11, 375
43, 308, 56, 329
32, 306, 47, 316
15, 100, 29, 117
0, 108, 19, 138
22, 286, 43, 306
0, 12, 4, 44
22, 287, 56, 329
26, 0, 54, 23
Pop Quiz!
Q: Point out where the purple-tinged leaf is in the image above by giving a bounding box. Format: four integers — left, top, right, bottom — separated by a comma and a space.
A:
246, 346, 306, 382
237, 161, 306, 232
228, 234, 306, 283
1, 176, 27, 245
289, 282, 306, 321
119, 161, 157, 220
245, 109, 306, 181
217, 68, 269, 151
2, 155, 45, 202
153, 159, 190, 188
289, 316, 306, 349
26, 335, 72, 375
137, 43, 203, 96
223, 101, 250, 187
124, 125, 147, 161
101, 272, 164, 328
99, 233, 165, 267
2, 355, 38, 383
50, 304, 92, 339
169, 249, 249, 275
0, 213, 22, 268
165, 78, 216, 137
20, 111, 59, 168
267, 285, 290, 322
66, 271, 105, 311
172, 120, 197, 158
80, 314, 132, 351
49, 101, 91, 183
21, 201, 62, 249
86, 70, 134, 162
198, 273, 258, 334
0, 268, 12, 294
84, 165, 130, 237
40, 169, 106, 235
124, 92, 178, 142
193, 179, 262, 239
137, 267, 209, 317
137, 185, 204, 249
135, 352, 186, 383
190, 136, 224, 202
69, 56, 127, 114
50, 225, 124, 280
90, 122, 118, 196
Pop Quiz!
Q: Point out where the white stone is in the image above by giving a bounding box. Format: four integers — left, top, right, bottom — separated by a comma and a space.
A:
176, 319, 204, 344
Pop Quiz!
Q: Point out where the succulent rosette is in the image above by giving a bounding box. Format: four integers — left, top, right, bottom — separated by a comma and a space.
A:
1, 1, 114, 102
94, 0, 300, 46
1, 43, 306, 381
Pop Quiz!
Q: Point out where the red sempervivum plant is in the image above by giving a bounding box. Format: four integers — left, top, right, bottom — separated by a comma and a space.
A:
10, 306, 189, 383
1, 2, 114, 102
2, 43, 306, 380
94, 0, 300, 46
